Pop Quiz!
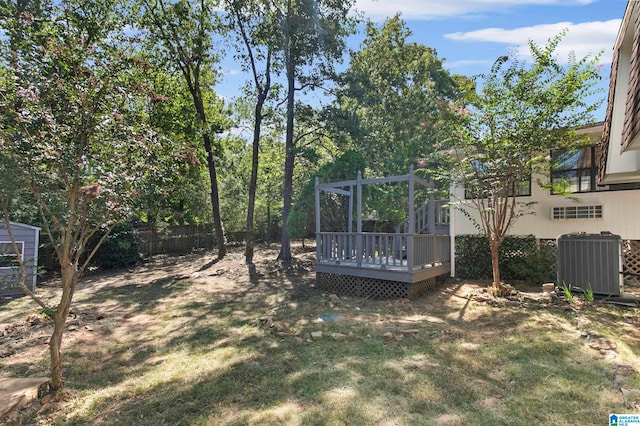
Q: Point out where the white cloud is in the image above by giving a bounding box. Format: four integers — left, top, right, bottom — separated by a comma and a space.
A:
355, 0, 598, 21
444, 59, 494, 69
222, 68, 241, 76
445, 19, 622, 63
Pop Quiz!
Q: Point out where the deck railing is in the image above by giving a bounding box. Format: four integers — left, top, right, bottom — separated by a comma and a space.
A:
317, 232, 450, 271
413, 234, 450, 268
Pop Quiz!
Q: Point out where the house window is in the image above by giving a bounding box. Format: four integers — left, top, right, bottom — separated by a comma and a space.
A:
551, 146, 601, 193
465, 176, 531, 199
510, 178, 532, 197
552, 205, 603, 220
0, 242, 24, 268
552, 145, 640, 193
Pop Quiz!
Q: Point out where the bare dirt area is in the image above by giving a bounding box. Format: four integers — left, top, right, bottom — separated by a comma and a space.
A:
1, 243, 639, 425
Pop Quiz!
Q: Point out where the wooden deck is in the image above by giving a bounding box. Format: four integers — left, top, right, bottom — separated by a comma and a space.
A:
316, 232, 451, 283
314, 168, 452, 293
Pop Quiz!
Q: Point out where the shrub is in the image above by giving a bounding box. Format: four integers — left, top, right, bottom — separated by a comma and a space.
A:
504, 243, 556, 284
91, 223, 142, 268
455, 234, 555, 284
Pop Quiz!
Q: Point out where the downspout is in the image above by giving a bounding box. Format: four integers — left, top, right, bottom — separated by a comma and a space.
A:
449, 181, 456, 277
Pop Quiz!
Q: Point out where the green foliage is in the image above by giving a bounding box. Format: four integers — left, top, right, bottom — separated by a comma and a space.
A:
561, 282, 574, 302
455, 235, 493, 279
560, 281, 595, 305
456, 235, 554, 284
502, 243, 556, 285
138, 0, 230, 257
134, 69, 214, 224
288, 151, 366, 238
277, 0, 358, 260
0, 0, 161, 270
330, 15, 459, 177
582, 283, 595, 304
91, 224, 142, 269
442, 32, 603, 287
0, 0, 164, 390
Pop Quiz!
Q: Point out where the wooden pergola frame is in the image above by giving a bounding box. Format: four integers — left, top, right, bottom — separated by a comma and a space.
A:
314, 167, 451, 284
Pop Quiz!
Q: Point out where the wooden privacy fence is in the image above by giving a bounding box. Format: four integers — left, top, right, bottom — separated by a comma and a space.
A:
135, 224, 246, 258
38, 224, 247, 271
137, 224, 215, 257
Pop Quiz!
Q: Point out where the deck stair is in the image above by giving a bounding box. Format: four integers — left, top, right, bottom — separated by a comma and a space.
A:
395, 200, 448, 234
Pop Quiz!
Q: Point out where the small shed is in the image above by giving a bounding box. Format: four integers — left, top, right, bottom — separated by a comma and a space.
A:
0, 222, 40, 296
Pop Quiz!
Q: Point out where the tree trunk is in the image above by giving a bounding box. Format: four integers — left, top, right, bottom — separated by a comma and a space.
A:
266, 205, 271, 243
192, 91, 226, 260
203, 133, 226, 260
245, 95, 266, 264
278, 46, 295, 262
490, 239, 501, 290
49, 265, 77, 392
49, 311, 65, 391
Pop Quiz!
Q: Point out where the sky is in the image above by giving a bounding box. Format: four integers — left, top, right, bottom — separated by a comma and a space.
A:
217, 0, 630, 121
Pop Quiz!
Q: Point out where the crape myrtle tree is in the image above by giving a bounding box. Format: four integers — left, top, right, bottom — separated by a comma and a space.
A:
275, 0, 357, 261
442, 34, 603, 294
138, 0, 229, 259
0, 0, 163, 391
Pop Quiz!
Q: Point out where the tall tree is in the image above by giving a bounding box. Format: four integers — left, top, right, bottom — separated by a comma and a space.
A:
138, 0, 229, 258
330, 16, 459, 177
0, 0, 161, 391
274, 0, 357, 261
443, 34, 602, 293
224, 0, 277, 263
139, 68, 213, 224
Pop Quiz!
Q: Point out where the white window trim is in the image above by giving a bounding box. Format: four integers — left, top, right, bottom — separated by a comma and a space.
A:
0, 241, 25, 269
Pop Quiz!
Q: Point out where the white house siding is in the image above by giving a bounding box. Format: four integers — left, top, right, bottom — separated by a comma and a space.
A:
451, 182, 640, 241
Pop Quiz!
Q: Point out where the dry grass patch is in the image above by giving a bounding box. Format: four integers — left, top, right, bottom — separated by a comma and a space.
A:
0, 244, 638, 425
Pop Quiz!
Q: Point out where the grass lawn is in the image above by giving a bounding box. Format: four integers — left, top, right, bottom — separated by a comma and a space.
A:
1, 244, 639, 425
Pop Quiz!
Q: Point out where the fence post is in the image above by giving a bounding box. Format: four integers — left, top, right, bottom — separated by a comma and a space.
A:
427, 193, 435, 234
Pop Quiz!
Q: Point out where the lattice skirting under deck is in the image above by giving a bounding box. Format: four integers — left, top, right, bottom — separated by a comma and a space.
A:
623, 240, 640, 290
316, 272, 439, 300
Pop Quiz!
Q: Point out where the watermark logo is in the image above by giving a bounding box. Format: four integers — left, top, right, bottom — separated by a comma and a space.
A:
610, 414, 640, 426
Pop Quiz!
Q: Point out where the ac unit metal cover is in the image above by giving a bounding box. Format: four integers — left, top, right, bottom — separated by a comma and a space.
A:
556, 233, 622, 296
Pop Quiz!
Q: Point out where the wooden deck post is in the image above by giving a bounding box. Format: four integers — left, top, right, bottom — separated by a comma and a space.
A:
315, 177, 321, 262
427, 193, 435, 234
356, 171, 362, 267
407, 166, 415, 270
348, 186, 353, 256
348, 186, 353, 234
